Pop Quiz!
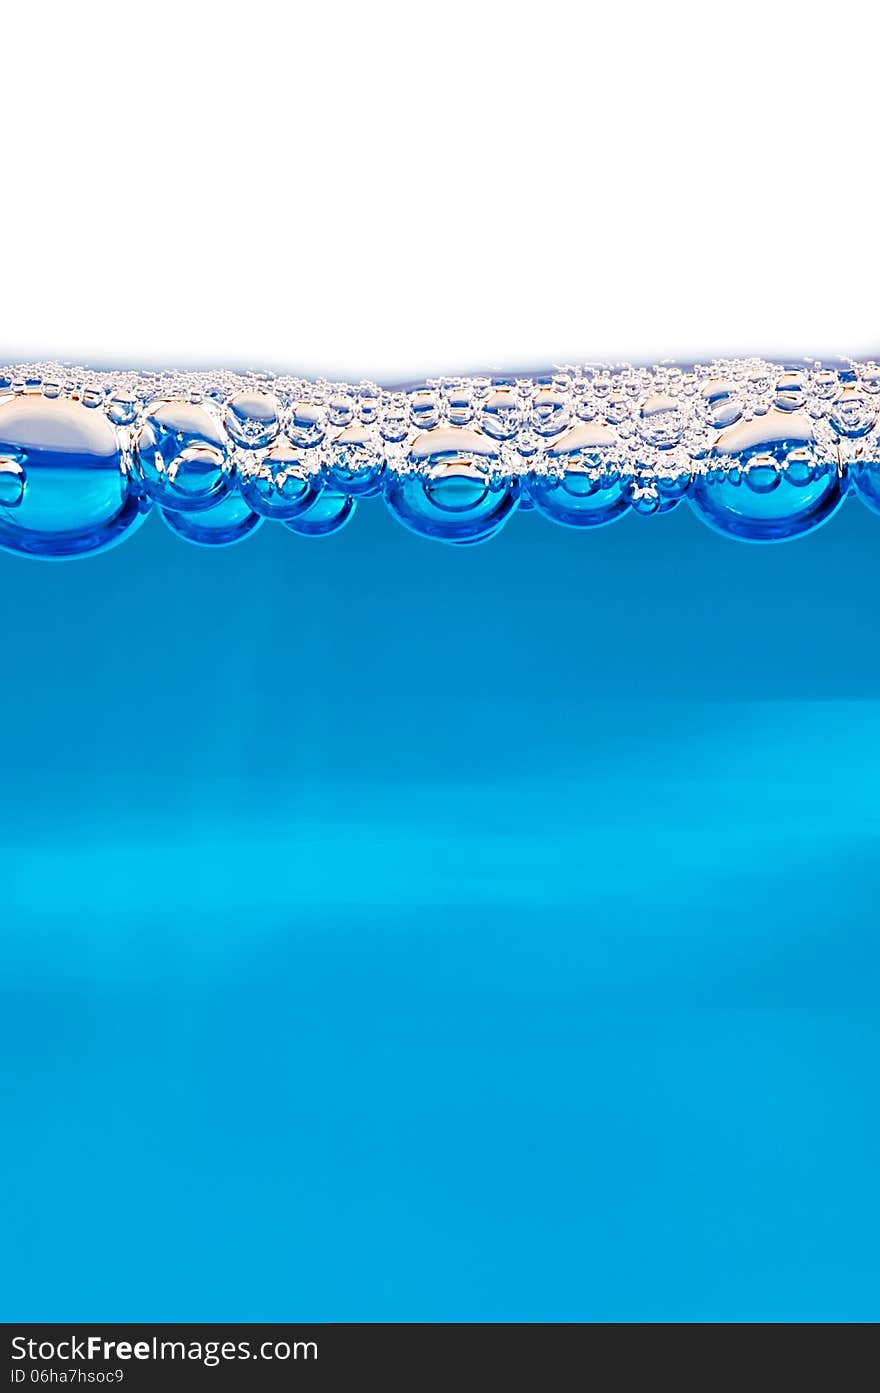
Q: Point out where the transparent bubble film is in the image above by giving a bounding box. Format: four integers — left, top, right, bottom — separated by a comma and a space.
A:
1, 357, 879, 556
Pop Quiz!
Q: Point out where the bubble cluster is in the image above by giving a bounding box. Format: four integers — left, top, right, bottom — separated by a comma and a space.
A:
0, 357, 877, 556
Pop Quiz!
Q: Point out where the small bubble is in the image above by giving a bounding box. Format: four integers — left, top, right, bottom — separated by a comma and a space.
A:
638, 394, 685, 448
357, 386, 380, 425
326, 424, 385, 496
811, 370, 840, 401
0, 453, 26, 507
445, 388, 474, 426
409, 391, 440, 431
327, 392, 355, 428
287, 400, 326, 449
225, 390, 280, 450
624, 471, 691, 515
479, 390, 520, 441
784, 450, 816, 488
284, 488, 356, 537
108, 394, 138, 426
774, 371, 808, 412
603, 393, 630, 426
745, 457, 782, 494
699, 379, 742, 429
859, 365, 880, 395
530, 388, 569, 438
829, 386, 876, 439
379, 399, 409, 444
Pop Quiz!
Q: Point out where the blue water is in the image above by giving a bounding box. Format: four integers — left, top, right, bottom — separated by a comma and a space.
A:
1, 499, 879, 1322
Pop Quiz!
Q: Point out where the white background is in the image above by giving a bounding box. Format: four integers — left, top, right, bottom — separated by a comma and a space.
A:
2, 0, 877, 380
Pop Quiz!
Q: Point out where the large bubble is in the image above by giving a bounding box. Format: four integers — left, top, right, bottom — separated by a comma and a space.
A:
0, 394, 147, 558
527, 424, 630, 528
135, 400, 233, 513
284, 489, 356, 537
161, 491, 262, 547
384, 428, 518, 545
690, 410, 845, 541
238, 441, 324, 520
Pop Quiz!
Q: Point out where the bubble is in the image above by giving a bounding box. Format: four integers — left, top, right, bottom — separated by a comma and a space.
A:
224, 390, 280, 450
0, 395, 147, 558
603, 392, 630, 426
811, 370, 840, 402
409, 391, 440, 431
527, 424, 630, 528
783, 451, 816, 488
162, 491, 262, 547
238, 441, 323, 520
513, 428, 542, 461
445, 387, 474, 426
384, 427, 518, 545
849, 441, 880, 516
327, 392, 354, 428
624, 471, 692, 515
288, 400, 326, 449
638, 394, 686, 448
479, 389, 520, 441
357, 386, 380, 425
699, 378, 742, 429
325, 424, 385, 496
379, 398, 409, 444
530, 388, 569, 437
859, 365, 880, 395
3, 359, 879, 556
0, 453, 26, 507
774, 371, 808, 412
135, 400, 232, 512
108, 394, 138, 426
690, 410, 844, 541
829, 387, 876, 440
284, 488, 356, 537
744, 458, 783, 493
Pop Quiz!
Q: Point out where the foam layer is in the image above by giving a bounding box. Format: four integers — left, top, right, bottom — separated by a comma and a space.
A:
0, 359, 878, 554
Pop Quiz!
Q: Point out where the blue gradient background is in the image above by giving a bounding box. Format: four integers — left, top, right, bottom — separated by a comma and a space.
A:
1, 499, 878, 1322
